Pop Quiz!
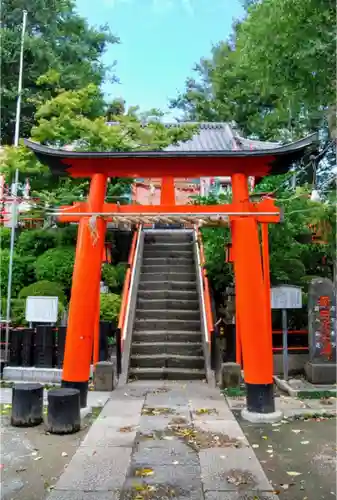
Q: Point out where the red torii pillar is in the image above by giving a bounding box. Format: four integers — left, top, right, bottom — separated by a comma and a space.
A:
61, 174, 107, 407
231, 173, 274, 415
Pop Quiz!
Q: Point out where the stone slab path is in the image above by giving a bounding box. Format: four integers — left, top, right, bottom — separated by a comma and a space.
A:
46, 381, 278, 500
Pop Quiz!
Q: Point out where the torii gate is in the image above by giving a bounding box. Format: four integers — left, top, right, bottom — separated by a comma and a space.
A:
26, 134, 316, 415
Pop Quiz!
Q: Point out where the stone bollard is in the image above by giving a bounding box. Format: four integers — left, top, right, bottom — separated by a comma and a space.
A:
11, 383, 43, 427
220, 362, 242, 390
94, 361, 115, 391
47, 388, 81, 434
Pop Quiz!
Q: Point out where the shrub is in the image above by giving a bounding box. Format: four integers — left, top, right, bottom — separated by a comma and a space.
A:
57, 225, 78, 246
17, 229, 58, 257
102, 263, 127, 293
0, 250, 35, 298
19, 281, 67, 305
35, 247, 75, 292
1, 299, 27, 326
100, 293, 121, 324
0, 227, 11, 249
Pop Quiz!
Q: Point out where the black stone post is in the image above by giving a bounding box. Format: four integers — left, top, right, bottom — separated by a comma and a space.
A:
47, 388, 81, 434
34, 325, 54, 367
99, 321, 111, 361
21, 328, 36, 367
9, 329, 22, 366
11, 383, 43, 427
56, 326, 67, 368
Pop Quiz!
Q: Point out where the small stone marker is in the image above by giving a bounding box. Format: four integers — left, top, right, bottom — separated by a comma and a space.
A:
11, 383, 43, 427
94, 361, 115, 391
47, 388, 81, 434
220, 362, 241, 389
305, 277, 336, 384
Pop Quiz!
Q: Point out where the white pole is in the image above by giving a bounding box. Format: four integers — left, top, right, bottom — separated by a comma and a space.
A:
4, 10, 27, 364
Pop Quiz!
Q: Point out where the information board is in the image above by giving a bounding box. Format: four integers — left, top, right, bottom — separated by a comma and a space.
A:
25, 296, 59, 323
271, 285, 302, 310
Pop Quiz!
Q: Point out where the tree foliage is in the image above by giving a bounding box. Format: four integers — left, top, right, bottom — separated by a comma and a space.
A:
171, 0, 336, 142
35, 247, 75, 293
0, 250, 35, 298
1, 0, 117, 144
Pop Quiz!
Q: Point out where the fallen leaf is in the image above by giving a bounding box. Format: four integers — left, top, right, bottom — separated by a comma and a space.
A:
267, 450, 273, 454
61, 452, 68, 457
34, 456, 42, 461
300, 441, 310, 445
280, 484, 290, 490
291, 429, 301, 434
31, 451, 38, 457
287, 471, 302, 477
252, 444, 259, 448
262, 436, 268, 440
119, 426, 134, 433
135, 468, 154, 477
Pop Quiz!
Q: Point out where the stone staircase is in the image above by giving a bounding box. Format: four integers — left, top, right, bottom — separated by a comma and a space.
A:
129, 231, 206, 380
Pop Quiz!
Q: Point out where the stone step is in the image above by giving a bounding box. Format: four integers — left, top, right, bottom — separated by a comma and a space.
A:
132, 330, 202, 343
137, 298, 199, 311
136, 309, 200, 321
128, 367, 206, 380
137, 289, 198, 301
131, 341, 203, 356
143, 242, 193, 252
142, 256, 194, 266
141, 264, 195, 274
140, 272, 195, 282
138, 280, 197, 291
144, 233, 193, 244
143, 249, 192, 258
130, 354, 205, 369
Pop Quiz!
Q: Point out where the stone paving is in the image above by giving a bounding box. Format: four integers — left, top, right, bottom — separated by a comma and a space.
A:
45, 381, 278, 500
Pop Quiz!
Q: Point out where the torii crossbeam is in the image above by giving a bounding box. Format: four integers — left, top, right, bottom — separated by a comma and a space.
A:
25, 131, 317, 415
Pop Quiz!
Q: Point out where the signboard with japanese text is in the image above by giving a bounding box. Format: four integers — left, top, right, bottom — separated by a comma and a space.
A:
308, 278, 336, 362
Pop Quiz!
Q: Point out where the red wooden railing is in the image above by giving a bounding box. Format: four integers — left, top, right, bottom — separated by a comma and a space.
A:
197, 230, 214, 343
117, 226, 139, 340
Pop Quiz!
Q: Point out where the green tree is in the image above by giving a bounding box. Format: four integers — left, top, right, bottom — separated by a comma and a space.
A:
0, 250, 35, 297
35, 247, 75, 293
171, 0, 336, 142
1, 0, 118, 144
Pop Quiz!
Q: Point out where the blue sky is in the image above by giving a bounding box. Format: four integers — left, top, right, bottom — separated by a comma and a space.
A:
75, 0, 244, 118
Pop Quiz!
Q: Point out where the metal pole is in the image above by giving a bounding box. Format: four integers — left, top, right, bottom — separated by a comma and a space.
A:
282, 308, 289, 381
4, 10, 27, 365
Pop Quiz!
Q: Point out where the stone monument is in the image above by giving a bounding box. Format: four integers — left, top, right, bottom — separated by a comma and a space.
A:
305, 277, 336, 384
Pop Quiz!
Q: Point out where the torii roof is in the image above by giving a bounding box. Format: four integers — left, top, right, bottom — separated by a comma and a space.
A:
24, 122, 318, 179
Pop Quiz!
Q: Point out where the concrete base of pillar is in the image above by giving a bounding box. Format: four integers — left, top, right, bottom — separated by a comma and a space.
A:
241, 408, 283, 423
94, 362, 115, 392
304, 361, 337, 385
220, 362, 241, 389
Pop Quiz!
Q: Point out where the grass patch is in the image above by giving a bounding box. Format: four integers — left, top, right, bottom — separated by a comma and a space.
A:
297, 390, 337, 399
222, 386, 246, 398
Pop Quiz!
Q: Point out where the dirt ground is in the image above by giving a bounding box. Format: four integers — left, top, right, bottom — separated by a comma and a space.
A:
237, 412, 337, 500
1, 408, 98, 500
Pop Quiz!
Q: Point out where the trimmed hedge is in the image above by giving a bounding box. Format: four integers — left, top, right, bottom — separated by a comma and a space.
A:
0, 250, 35, 298
35, 247, 75, 292
100, 293, 121, 323
19, 281, 67, 305
17, 229, 58, 257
